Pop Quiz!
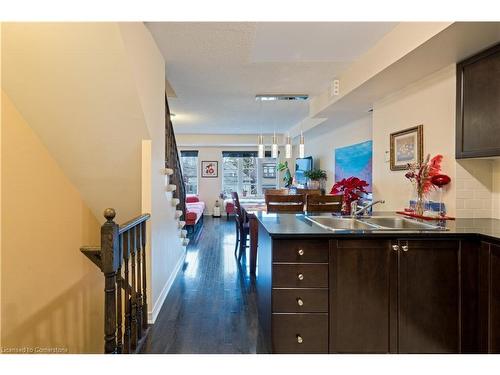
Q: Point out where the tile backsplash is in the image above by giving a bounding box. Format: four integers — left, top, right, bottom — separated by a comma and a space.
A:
456, 159, 494, 218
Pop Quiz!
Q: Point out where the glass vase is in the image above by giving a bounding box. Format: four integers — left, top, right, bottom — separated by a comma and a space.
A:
415, 194, 425, 216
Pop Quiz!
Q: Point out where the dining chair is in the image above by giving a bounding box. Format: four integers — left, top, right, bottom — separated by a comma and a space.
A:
296, 188, 322, 196
231, 192, 249, 260
263, 188, 289, 195
265, 194, 305, 213
306, 194, 343, 213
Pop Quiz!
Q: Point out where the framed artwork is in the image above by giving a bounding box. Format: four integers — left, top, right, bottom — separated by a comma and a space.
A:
201, 161, 218, 178
390, 125, 423, 171
262, 162, 277, 178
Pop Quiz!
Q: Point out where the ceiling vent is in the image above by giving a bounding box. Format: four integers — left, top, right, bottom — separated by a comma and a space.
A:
255, 94, 309, 101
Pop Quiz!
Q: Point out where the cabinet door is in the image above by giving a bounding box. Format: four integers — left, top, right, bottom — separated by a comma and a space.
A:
330, 239, 396, 353
480, 242, 500, 353
456, 43, 500, 158
398, 240, 460, 353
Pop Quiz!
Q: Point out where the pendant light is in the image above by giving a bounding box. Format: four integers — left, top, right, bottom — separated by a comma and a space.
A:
271, 132, 278, 159
257, 100, 265, 158
258, 135, 265, 159
285, 134, 292, 159
299, 131, 305, 159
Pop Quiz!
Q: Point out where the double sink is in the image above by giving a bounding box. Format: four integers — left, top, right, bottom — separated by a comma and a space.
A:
305, 216, 447, 232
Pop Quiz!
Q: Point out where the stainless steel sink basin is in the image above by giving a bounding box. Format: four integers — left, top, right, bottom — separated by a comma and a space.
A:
358, 217, 444, 231
305, 217, 379, 231
305, 215, 447, 232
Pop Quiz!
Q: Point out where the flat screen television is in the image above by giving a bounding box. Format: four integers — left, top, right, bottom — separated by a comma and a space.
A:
295, 156, 313, 185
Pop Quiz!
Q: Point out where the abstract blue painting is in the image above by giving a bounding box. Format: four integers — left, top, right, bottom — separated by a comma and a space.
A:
334, 140, 373, 192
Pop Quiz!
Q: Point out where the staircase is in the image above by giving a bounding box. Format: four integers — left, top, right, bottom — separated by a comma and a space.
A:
164, 95, 189, 247
81, 209, 151, 353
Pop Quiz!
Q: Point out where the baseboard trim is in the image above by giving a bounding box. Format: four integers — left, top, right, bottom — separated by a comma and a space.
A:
148, 253, 185, 324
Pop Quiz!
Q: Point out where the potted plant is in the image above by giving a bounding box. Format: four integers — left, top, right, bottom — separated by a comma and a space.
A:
330, 176, 369, 215
277, 161, 293, 188
304, 169, 327, 189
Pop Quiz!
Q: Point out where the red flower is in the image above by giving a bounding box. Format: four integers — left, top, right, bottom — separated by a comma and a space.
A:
330, 176, 370, 207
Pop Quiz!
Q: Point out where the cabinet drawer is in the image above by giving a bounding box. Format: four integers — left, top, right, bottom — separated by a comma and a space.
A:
272, 313, 328, 353
272, 289, 328, 313
272, 264, 328, 288
273, 239, 329, 263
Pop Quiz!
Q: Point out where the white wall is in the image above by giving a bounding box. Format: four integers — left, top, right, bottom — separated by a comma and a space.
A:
372, 65, 457, 215
298, 115, 372, 193
119, 23, 185, 323
178, 145, 288, 211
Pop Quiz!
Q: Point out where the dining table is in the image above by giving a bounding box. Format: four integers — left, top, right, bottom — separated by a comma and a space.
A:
240, 199, 267, 275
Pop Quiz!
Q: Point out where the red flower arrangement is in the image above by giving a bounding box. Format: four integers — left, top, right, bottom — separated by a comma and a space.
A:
404, 154, 443, 196
404, 154, 450, 215
330, 177, 369, 214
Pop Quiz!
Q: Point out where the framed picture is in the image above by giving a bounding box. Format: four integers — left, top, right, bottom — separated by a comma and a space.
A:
390, 125, 423, 171
201, 161, 218, 178
262, 162, 277, 178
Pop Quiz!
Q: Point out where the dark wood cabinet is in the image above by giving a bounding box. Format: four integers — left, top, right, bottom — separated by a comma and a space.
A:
330, 239, 395, 353
398, 239, 460, 353
456, 42, 500, 159
330, 238, 461, 354
479, 241, 500, 353
257, 227, 500, 354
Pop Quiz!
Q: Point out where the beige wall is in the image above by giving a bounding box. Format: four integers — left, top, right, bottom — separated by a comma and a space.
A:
1, 91, 103, 353
372, 65, 457, 215
493, 161, 500, 219
1, 23, 150, 223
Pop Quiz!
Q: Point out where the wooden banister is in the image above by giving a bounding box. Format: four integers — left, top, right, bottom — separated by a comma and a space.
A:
165, 95, 186, 218
80, 208, 151, 354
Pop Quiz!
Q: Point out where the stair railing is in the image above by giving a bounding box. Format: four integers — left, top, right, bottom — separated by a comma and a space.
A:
165, 94, 186, 217
81, 208, 150, 354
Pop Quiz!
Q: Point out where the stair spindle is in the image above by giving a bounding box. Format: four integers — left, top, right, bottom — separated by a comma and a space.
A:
141, 221, 148, 330
130, 228, 138, 350
136, 225, 143, 339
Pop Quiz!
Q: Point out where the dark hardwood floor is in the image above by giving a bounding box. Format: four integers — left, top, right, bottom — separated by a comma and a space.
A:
141, 216, 259, 354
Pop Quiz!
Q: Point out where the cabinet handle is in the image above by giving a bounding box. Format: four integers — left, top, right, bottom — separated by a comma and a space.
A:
402, 245, 409, 252
297, 273, 304, 281
392, 244, 400, 252
296, 335, 303, 344
297, 249, 304, 256
296, 297, 304, 306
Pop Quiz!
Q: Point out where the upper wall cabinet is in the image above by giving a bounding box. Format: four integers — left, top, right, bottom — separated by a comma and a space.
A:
456, 43, 500, 159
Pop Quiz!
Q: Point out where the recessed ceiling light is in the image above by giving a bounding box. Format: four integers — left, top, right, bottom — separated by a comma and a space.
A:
255, 94, 309, 101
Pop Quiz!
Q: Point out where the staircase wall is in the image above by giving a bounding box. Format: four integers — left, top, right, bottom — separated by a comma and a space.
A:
1, 91, 104, 353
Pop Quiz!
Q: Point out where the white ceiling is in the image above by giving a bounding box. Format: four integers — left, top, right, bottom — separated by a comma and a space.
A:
146, 22, 397, 134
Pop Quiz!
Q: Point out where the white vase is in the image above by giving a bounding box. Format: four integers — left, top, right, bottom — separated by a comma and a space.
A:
309, 180, 320, 189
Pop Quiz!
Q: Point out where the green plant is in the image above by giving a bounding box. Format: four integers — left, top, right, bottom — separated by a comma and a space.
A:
304, 168, 327, 181
276, 161, 293, 188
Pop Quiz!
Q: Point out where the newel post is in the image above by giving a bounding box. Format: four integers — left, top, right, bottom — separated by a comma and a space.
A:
101, 208, 120, 354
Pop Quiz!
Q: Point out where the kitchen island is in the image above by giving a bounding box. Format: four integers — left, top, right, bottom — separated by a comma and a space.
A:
256, 212, 500, 354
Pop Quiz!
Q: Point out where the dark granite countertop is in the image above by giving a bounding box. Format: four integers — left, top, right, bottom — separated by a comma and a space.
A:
255, 211, 500, 243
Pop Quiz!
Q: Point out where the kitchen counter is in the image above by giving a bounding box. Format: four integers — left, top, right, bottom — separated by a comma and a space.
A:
256, 211, 500, 354
255, 211, 500, 243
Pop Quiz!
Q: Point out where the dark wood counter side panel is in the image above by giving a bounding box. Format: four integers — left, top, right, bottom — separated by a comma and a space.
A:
330, 239, 394, 353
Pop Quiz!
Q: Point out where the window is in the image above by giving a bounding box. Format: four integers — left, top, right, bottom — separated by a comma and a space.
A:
180, 150, 198, 195
222, 151, 280, 197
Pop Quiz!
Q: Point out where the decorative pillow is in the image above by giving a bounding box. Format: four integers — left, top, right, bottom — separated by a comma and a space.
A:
186, 195, 200, 203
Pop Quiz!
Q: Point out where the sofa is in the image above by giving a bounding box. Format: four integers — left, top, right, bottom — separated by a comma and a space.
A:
185, 195, 205, 235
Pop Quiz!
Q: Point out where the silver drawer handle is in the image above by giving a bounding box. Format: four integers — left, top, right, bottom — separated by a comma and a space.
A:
297, 249, 304, 256
296, 298, 304, 306
392, 245, 400, 252
297, 273, 304, 281
402, 245, 409, 252
296, 335, 303, 344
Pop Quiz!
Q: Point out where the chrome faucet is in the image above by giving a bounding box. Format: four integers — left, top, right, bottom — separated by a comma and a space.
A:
351, 200, 385, 217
